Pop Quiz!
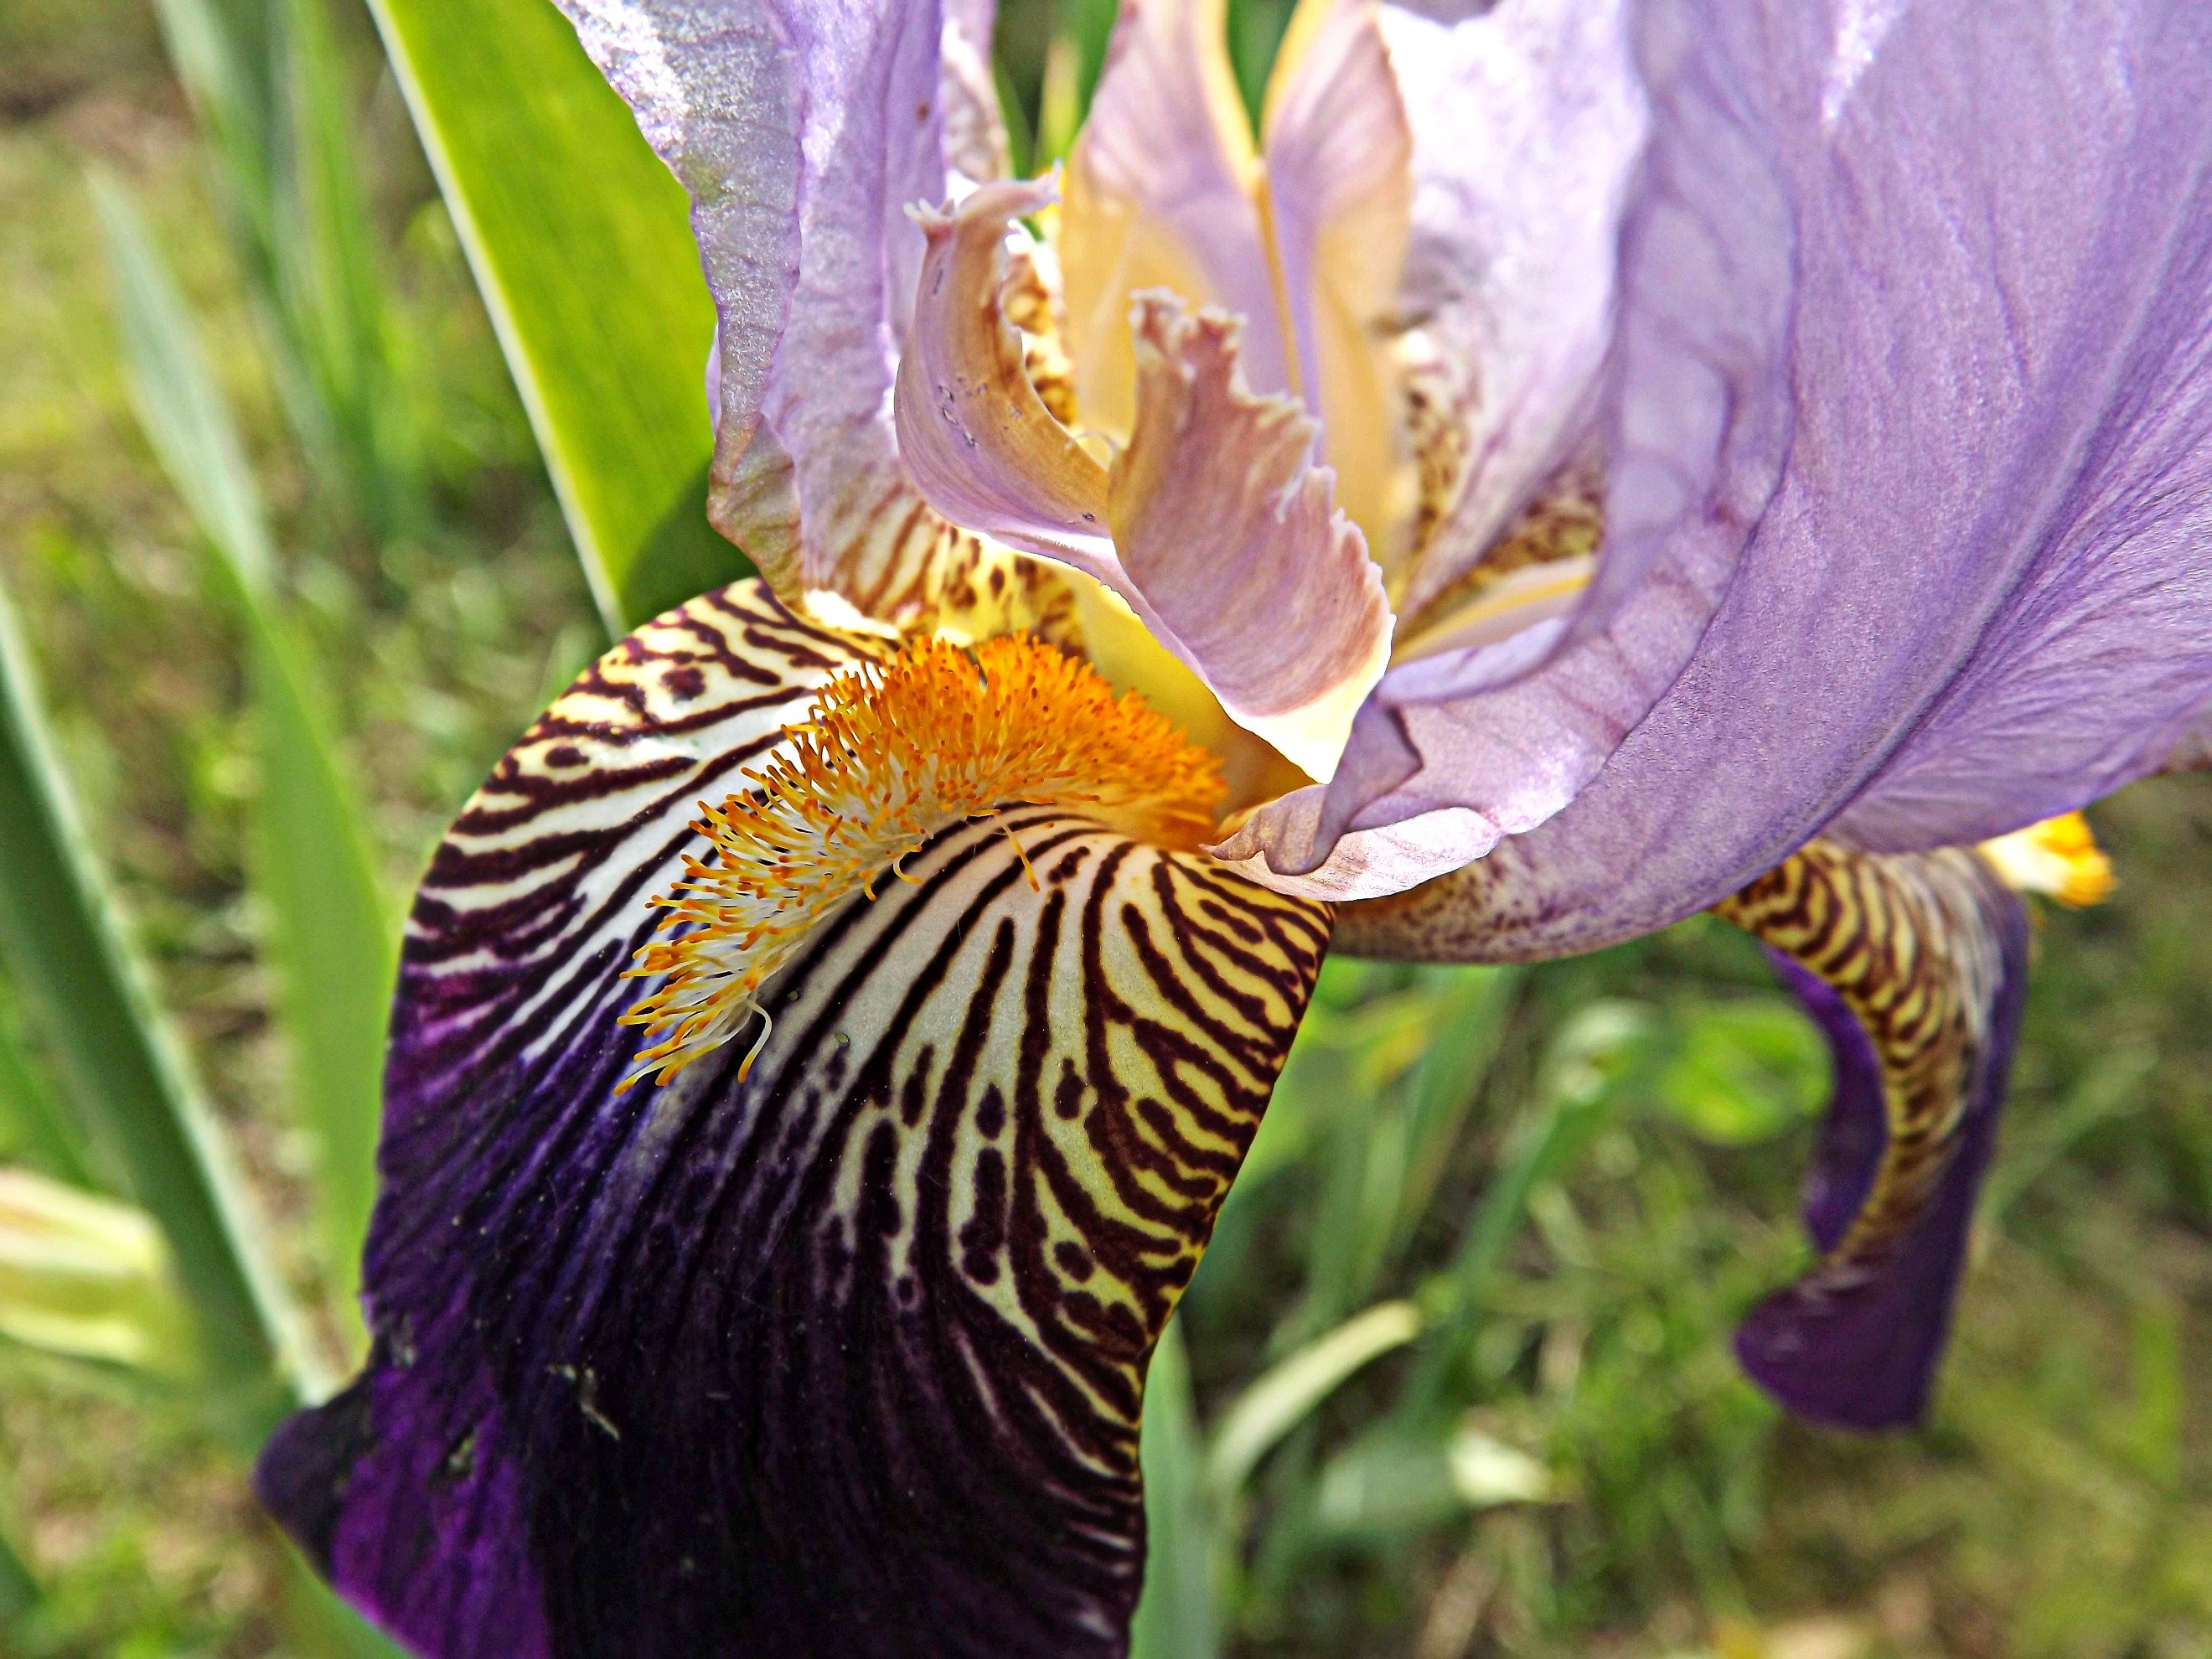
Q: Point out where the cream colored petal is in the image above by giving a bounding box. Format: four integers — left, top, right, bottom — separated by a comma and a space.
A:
1108, 296, 1393, 780
1061, 0, 1288, 439
1260, 0, 1417, 568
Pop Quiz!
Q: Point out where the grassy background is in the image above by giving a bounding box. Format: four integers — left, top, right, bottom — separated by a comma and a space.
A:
1, 3, 2208, 1655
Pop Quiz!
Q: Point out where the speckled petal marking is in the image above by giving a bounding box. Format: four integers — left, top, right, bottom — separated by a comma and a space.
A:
256, 579, 1329, 1657
1715, 840, 2029, 1429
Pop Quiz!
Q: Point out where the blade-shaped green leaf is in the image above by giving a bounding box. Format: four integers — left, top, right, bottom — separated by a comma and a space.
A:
1395, 965, 1522, 1254
245, 614, 394, 1302
95, 172, 395, 1308
1131, 1317, 1222, 1659
0, 575, 321, 1440
272, 0, 417, 534
1206, 1300, 1423, 1502
90, 173, 273, 592
151, 0, 278, 267
361, 0, 752, 631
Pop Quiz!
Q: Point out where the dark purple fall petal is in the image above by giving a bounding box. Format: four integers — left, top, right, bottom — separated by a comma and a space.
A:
256, 584, 1328, 1656
1718, 844, 2030, 1430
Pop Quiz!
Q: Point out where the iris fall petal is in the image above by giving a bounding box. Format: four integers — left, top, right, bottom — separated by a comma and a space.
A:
1718, 842, 2029, 1429
256, 583, 1329, 1656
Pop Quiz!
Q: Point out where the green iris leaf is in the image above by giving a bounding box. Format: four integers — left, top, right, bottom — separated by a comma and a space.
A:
359, 0, 755, 633
0, 571, 318, 1445
1654, 996, 1831, 1148
95, 170, 395, 1320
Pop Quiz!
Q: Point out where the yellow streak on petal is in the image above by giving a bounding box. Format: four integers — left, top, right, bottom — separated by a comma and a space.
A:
618, 634, 1225, 1088
1060, 0, 1262, 442
1388, 558, 1596, 665
1978, 812, 2116, 907
1260, 0, 1417, 566
1259, 0, 1338, 132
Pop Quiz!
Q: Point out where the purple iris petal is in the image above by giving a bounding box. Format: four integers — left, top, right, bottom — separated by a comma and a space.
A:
1733, 865, 2032, 1431
1310, 0, 2212, 925
256, 587, 1330, 1657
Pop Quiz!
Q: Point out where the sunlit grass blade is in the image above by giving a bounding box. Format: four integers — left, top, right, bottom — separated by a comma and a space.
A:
150, 0, 277, 264
1132, 1318, 1222, 1659
1400, 1001, 1652, 1417
95, 172, 394, 1315
1394, 966, 1521, 1255
360, 0, 752, 631
0, 574, 322, 1440
0, 1167, 198, 1379
1308, 1418, 1553, 1545
1207, 1300, 1423, 1502
90, 173, 273, 591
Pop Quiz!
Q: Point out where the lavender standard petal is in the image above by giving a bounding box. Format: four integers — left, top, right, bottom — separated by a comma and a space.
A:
1328, 0, 2212, 946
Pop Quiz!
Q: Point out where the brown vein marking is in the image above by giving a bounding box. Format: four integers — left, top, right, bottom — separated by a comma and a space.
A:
731, 809, 1326, 1424
1716, 840, 2003, 1284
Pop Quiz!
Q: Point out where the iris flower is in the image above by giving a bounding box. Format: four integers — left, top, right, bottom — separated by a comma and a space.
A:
258, 0, 2212, 1651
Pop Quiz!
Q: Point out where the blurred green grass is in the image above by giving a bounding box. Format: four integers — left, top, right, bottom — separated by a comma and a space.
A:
1, 4, 2208, 1656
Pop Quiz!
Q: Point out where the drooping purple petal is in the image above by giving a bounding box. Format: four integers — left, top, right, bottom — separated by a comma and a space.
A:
1718, 843, 2030, 1430
1307, 0, 2212, 939
256, 583, 1329, 1656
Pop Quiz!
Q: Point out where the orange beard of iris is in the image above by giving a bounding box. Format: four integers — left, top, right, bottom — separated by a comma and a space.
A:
618, 632, 1226, 1088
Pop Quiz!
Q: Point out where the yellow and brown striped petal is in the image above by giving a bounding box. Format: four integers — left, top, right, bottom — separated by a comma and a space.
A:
1716, 840, 2030, 1429
255, 581, 1328, 1657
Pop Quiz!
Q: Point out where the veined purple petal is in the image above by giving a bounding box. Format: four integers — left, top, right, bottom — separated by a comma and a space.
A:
1221, 0, 1796, 901
1718, 843, 2030, 1430
1308, 0, 2212, 938
256, 583, 1329, 1656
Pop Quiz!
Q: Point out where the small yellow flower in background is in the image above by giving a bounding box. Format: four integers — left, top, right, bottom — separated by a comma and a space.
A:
1980, 811, 2116, 907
